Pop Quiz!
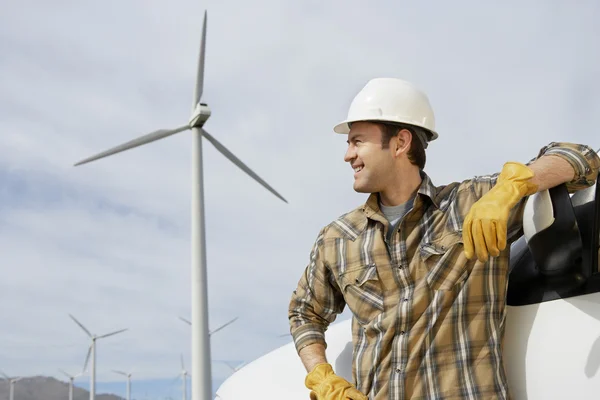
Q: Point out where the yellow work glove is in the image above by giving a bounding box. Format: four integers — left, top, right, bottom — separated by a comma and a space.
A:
305, 363, 368, 400
463, 162, 538, 262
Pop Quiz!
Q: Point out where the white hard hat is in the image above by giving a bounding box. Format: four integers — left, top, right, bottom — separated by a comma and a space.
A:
333, 78, 438, 141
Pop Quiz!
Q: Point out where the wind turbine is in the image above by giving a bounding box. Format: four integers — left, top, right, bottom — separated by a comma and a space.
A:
59, 345, 90, 400
0, 371, 21, 400
180, 354, 188, 400
59, 368, 84, 400
69, 314, 128, 400
112, 369, 133, 400
178, 316, 238, 336
219, 360, 246, 373
72, 10, 287, 400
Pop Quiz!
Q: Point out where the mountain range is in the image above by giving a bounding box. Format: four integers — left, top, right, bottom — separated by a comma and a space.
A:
0, 376, 123, 400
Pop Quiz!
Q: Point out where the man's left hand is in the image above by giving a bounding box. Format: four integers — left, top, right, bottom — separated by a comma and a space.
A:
463, 162, 538, 262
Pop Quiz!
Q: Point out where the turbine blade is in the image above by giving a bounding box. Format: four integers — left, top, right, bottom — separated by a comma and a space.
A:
97, 328, 128, 339
112, 370, 127, 376
82, 345, 92, 373
222, 361, 236, 371
12, 377, 22, 383
178, 316, 191, 326
68, 314, 92, 337
218, 360, 245, 372
200, 128, 288, 203
235, 361, 247, 370
208, 316, 238, 336
58, 369, 71, 379
0, 370, 9, 380
194, 10, 207, 104
74, 125, 189, 167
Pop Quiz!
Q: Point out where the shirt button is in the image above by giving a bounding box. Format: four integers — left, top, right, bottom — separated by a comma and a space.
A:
395, 368, 402, 373
403, 298, 409, 302
400, 330, 406, 335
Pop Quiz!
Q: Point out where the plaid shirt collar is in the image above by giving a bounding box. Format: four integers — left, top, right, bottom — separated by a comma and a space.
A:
342, 171, 440, 240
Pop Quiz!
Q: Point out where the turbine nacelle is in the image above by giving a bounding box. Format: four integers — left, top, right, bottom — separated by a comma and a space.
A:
189, 103, 212, 128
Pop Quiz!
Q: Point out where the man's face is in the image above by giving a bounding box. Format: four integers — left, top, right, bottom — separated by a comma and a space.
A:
344, 122, 396, 193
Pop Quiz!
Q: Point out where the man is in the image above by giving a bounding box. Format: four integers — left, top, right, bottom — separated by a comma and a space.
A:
288, 77, 600, 400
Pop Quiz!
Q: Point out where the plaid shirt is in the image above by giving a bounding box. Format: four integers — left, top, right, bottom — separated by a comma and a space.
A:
289, 142, 600, 399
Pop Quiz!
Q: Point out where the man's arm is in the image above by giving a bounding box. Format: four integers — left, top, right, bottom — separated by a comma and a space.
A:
469, 142, 599, 199
299, 343, 328, 373
462, 142, 600, 261
527, 142, 600, 192
528, 154, 576, 192
288, 232, 367, 399
288, 229, 345, 369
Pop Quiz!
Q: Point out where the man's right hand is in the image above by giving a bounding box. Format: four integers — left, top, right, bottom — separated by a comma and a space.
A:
305, 363, 368, 400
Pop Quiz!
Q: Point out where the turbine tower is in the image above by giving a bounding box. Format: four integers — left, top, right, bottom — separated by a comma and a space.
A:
178, 316, 238, 336
59, 368, 84, 400
112, 369, 133, 400
0, 371, 21, 400
180, 354, 188, 400
73, 11, 287, 400
69, 314, 128, 400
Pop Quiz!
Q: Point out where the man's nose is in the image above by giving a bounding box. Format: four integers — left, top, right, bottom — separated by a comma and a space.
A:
344, 145, 356, 163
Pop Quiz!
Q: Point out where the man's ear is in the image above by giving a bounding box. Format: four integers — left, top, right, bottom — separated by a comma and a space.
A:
394, 129, 412, 156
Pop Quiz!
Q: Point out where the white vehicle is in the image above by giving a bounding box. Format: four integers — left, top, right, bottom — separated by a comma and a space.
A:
215, 172, 600, 399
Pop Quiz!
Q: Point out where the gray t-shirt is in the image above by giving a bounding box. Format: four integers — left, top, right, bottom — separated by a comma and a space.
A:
380, 195, 415, 243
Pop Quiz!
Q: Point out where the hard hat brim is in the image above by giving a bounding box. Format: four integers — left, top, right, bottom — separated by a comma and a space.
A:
333, 120, 352, 134
333, 118, 438, 141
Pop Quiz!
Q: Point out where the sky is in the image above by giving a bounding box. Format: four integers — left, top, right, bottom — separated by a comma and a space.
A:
1, 1, 600, 398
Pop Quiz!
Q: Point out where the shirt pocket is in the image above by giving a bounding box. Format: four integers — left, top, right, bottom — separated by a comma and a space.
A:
339, 263, 385, 326
419, 232, 470, 291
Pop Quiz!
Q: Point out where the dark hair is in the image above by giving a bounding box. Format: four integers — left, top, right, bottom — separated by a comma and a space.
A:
379, 122, 427, 170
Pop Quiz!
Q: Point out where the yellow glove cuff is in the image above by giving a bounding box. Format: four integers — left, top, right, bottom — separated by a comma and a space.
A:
305, 363, 334, 389
497, 161, 538, 199
305, 363, 368, 400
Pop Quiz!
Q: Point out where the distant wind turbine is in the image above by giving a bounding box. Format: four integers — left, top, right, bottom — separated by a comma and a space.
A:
68, 314, 128, 400
219, 360, 246, 373
112, 369, 133, 400
180, 354, 188, 400
59, 346, 89, 400
0, 371, 21, 400
58, 368, 84, 400
72, 10, 287, 400
178, 316, 238, 336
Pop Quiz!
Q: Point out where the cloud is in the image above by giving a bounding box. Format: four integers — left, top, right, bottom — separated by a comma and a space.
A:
1, 1, 599, 396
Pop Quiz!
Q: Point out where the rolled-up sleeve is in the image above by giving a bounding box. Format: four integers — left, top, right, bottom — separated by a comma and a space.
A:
288, 229, 345, 354
535, 142, 600, 192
